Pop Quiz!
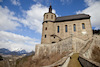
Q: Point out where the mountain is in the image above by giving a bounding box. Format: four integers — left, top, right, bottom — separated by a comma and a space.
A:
0, 48, 31, 55
0, 48, 11, 55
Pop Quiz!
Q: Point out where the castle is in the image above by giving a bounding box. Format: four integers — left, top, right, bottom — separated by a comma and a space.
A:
34, 5, 100, 67
41, 5, 93, 44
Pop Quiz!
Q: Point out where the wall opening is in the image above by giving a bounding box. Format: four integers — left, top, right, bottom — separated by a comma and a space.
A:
52, 42, 56, 43
51, 15, 53, 19
73, 24, 76, 32
65, 25, 68, 32
46, 15, 48, 19
82, 23, 85, 29
57, 26, 59, 33
45, 35, 46, 38
45, 27, 47, 30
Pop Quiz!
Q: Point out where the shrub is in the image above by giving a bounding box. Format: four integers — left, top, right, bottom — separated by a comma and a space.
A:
0, 55, 3, 61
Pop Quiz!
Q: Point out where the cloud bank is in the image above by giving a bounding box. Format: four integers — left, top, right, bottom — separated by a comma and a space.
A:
0, 4, 56, 52
0, 31, 39, 52
10, 0, 20, 6
0, 6, 20, 31
76, 0, 100, 30
21, 4, 56, 33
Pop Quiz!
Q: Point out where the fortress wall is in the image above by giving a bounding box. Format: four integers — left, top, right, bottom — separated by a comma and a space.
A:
72, 37, 86, 53
35, 37, 73, 57
35, 36, 90, 57
82, 35, 100, 59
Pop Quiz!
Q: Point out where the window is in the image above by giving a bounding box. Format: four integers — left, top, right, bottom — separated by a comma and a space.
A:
51, 15, 53, 19
45, 35, 46, 38
46, 15, 48, 19
82, 23, 85, 29
73, 24, 76, 32
65, 25, 68, 32
45, 27, 47, 30
57, 26, 59, 33
52, 42, 56, 43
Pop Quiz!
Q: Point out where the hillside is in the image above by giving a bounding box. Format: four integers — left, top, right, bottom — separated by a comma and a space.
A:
15, 52, 68, 67
1, 35, 100, 67
15, 35, 100, 67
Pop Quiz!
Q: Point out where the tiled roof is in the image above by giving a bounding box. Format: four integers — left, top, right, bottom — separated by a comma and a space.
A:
56, 14, 90, 22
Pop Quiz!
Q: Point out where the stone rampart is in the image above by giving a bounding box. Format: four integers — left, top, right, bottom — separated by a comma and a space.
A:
35, 37, 73, 56
35, 36, 90, 57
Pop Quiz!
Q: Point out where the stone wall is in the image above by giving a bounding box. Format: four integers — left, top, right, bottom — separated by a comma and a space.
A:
42, 18, 93, 44
35, 37, 73, 56
78, 56, 100, 67
82, 35, 100, 59
54, 19, 93, 40
35, 36, 90, 57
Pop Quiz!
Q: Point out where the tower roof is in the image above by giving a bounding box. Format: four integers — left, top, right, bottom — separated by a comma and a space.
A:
49, 5, 52, 13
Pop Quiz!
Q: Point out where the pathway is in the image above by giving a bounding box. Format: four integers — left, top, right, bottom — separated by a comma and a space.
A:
68, 53, 82, 67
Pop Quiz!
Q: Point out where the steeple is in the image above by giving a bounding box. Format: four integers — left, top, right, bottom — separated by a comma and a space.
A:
49, 5, 52, 13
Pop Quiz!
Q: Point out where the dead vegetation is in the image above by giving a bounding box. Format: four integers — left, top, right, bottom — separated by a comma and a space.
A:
91, 45, 100, 63
16, 52, 68, 67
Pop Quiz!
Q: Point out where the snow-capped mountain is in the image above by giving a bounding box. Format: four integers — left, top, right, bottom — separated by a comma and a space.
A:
0, 48, 29, 55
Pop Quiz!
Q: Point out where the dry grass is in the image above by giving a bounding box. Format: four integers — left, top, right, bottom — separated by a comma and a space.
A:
91, 45, 100, 63
16, 52, 68, 67
0, 61, 4, 67
68, 53, 82, 67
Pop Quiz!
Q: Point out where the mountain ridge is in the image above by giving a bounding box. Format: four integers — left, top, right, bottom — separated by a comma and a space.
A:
0, 48, 34, 55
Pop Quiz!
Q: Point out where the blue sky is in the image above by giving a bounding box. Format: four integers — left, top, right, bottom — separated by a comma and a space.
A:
0, 0, 100, 52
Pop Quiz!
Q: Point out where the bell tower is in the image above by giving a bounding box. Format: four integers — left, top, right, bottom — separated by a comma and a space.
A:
43, 5, 56, 22
41, 5, 56, 44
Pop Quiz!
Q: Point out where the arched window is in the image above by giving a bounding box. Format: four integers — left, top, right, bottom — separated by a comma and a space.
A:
46, 15, 48, 19
45, 35, 46, 38
73, 24, 76, 32
65, 25, 68, 32
51, 15, 53, 19
57, 26, 59, 33
82, 23, 85, 29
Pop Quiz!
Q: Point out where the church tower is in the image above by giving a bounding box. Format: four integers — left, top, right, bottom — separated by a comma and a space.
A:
41, 5, 56, 44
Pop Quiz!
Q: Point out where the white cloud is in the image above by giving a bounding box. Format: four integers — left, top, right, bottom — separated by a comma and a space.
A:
76, 0, 100, 30
84, 0, 97, 6
0, 0, 3, 2
0, 6, 20, 31
0, 4, 57, 52
21, 4, 56, 34
10, 0, 20, 6
0, 31, 40, 52
60, 0, 72, 5
60, 0, 70, 2
33, 0, 49, 4
0, 4, 56, 33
